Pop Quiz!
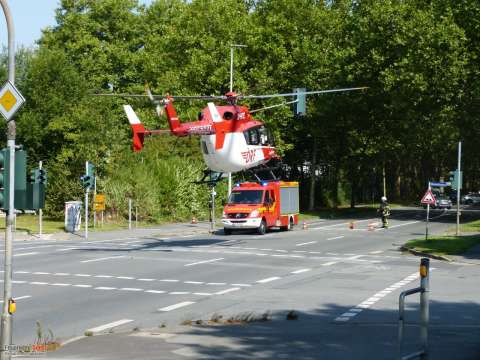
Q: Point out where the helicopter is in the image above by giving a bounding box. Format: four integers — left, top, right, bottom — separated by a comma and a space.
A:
116, 87, 367, 178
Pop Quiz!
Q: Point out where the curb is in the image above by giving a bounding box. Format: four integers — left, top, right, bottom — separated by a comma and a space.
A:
399, 246, 452, 262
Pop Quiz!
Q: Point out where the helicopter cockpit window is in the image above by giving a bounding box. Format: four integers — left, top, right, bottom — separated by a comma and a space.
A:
244, 126, 273, 146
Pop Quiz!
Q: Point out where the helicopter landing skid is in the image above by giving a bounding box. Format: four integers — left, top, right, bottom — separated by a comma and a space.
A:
194, 170, 225, 187
246, 162, 282, 182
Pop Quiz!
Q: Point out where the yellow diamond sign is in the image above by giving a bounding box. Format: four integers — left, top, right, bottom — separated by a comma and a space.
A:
0, 81, 25, 121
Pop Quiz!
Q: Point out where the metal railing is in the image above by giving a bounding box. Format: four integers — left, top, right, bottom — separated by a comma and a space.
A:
398, 258, 430, 360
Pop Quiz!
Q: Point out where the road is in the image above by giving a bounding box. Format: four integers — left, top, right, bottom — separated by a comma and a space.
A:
1, 207, 480, 359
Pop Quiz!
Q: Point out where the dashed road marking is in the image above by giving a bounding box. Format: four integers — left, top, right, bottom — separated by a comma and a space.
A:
326, 236, 345, 241
291, 268, 311, 274
322, 261, 337, 266
120, 288, 143, 292
158, 301, 195, 312
86, 319, 133, 334
14, 252, 39, 257
95, 286, 117, 290
81, 256, 127, 263
296, 241, 317, 247
215, 287, 240, 295
145, 290, 165, 294
184, 258, 224, 267
369, 250, 383, 254
256, 277, 281, 284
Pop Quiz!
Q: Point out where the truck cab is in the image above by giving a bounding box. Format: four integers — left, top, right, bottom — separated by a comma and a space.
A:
222, 181, 299, 235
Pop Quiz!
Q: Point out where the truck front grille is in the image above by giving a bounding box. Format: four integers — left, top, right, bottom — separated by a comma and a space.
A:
227, 213, 249, 219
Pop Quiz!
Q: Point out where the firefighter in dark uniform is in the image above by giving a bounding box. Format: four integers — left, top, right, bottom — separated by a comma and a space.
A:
378, 196, 390, 228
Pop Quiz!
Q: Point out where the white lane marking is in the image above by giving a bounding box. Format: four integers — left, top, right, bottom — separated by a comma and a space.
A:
215, 287, 241, 295
31, 282, 48, 285
0, 295, 31, 303
291, 268, 311, 274
33, 272, 50, 275
75, 274, 91, 277
81, 256, 127, 263
184, 258, 224, 267
145, 290, 165, 294
94, 287, 117, 290
169, 291, 190, 295
51, 283, 71, 287
334, 270, 423, 322
12, 280, 26, 284
159, 279, 179, 283
14, 252, 39, 257
117, 276, 135, 280
54, 273, 70, 276
326, 236, 345, 241
231, 283, 251, 287
14, 271, 30, 274
120, 288, 143, 292
206, 282, 226, 286
386, 221, 420, 229
193, 292, 212, 296
95, 275, 112, 278
296, 241, 317, 247
74, 284, 92, 288
311, 219, 371, 230
138, 278, 155, 282
86, 319, 133, 334
159, 301, 196, 312
322, 261, 337, 266
275, 250, 288, 253
256, 277, 281, 284
369, 250, 383, 254
184, 281, 204, 285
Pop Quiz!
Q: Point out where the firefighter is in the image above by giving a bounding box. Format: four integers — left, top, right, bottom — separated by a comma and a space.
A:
378, 196, 390, 228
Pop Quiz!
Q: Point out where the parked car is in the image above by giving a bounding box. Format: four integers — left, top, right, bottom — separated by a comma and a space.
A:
462, 192, 480, 205
433, 196, 452, 209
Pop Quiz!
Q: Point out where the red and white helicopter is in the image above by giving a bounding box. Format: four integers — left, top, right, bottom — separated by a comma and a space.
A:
118, 87, 366, 177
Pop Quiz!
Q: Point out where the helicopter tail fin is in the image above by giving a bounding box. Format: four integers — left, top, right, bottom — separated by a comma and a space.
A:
123, 105, 146, 152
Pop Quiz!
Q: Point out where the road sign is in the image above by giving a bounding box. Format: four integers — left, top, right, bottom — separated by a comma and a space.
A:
0, 81, 25, 121
430, 182, 450, 187
94, 194, 105, 211
421, 190, 436, 205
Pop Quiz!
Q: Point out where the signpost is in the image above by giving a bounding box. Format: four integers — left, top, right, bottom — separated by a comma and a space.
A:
421, 186, 436, 241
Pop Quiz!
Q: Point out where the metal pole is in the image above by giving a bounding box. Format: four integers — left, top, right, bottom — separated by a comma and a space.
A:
128, 199, 132, 230
135, 206, 138, 228
101, 210, 104, 227
420, 258, 430, 359
93, 176, 97, 228
38, 161, 42, 237
0, 1, 15, 357
84, 162, 88, 240
456, 142, 461, 236
425, 182, 430, 241
210, 187, 216, 233
229, 46, 234, 92
383, 162, 386, 198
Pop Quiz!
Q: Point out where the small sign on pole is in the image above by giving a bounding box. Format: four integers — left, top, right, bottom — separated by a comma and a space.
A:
0, 81, 25, 121
421, 190, 436, 205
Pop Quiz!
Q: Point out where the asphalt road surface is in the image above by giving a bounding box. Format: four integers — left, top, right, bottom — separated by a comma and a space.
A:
1, 207, 480, 359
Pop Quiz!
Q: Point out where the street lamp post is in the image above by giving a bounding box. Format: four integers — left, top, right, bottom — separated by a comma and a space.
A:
228, 44, 247, 196
0, 1, 16, 359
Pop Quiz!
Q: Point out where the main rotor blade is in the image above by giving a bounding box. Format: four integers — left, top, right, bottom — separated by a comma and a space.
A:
240, 87, 368, 99
93, 93, 225, 101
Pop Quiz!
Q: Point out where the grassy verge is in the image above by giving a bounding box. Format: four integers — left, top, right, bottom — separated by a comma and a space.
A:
405, 219, 480, 256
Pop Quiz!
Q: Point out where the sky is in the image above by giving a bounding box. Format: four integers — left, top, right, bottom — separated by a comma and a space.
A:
0, 0, 153, 48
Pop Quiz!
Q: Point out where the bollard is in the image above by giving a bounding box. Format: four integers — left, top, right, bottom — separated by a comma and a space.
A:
398, 258, 430, 360
302, 221, 307, 230
349, 221, 354, 229
191, 216, 197, 224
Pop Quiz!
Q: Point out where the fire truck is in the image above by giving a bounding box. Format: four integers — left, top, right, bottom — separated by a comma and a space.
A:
222, 181, 299, 235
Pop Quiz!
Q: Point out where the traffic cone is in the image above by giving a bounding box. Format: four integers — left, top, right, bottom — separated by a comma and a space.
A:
191, 216, 197, 224
349, 221, 355, 230
302, 221, 308, 230
368, 221, 375, 231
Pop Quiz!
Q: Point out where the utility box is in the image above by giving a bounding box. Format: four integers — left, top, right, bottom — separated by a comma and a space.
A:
65, 201, 82, 232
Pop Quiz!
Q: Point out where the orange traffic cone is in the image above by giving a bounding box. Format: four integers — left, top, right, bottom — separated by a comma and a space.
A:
368, 221, 375, 231
302, 221, 308, 230
349, 221, 355, 230
191, 216, 197, 224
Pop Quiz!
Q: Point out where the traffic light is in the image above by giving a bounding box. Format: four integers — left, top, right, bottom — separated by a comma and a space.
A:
0, 148, 9, 210
29, 168, 47, 185
293, 88, 306, 116
449, 170, 463, 190
80, 175, 94, 190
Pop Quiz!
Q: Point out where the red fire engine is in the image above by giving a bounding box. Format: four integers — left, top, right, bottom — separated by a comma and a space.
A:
222, 181, 299, 235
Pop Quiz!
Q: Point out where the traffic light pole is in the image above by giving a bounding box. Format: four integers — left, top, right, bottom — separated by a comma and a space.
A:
84, 161, 88, 240
0, 1, 15, 358
456, 142, 461, 236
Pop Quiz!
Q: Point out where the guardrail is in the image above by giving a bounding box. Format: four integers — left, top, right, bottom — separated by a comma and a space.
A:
398, 258, 430, 360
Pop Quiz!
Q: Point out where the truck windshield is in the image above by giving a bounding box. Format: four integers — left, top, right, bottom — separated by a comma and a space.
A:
228, 190, 263, 204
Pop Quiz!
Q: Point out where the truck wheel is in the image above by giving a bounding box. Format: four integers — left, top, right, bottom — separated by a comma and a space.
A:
224, 228, 232, 235
257, 219, 267, 235
280, 217, 294, 231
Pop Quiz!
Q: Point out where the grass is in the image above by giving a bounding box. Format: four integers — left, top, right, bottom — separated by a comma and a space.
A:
405, 219, 480, 256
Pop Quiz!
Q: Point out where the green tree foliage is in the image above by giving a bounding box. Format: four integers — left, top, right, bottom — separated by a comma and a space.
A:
0, 0, 477, 219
